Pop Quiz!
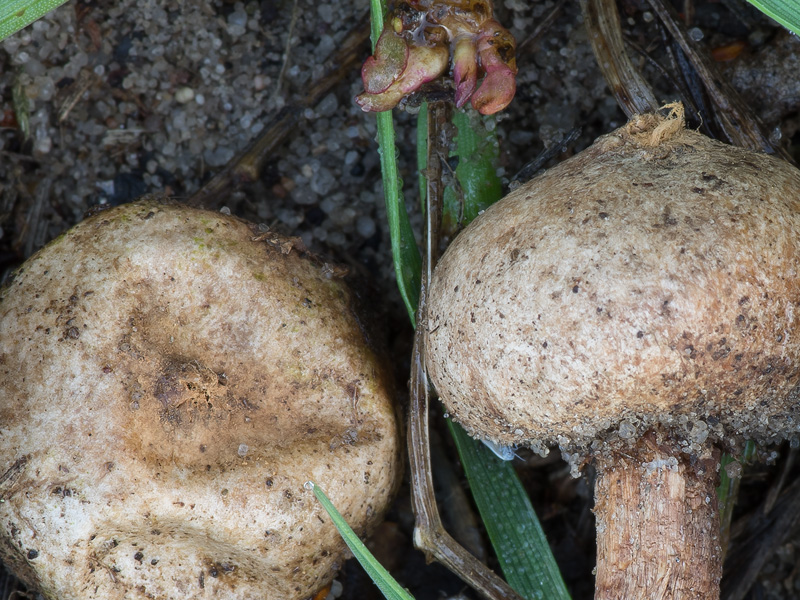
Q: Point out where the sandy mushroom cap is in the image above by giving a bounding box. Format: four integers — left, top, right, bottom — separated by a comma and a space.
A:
0, 200, 401, 600
426, 114, 800, 456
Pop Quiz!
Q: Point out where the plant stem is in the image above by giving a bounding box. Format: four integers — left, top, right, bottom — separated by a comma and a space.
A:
593, 433, 722, 600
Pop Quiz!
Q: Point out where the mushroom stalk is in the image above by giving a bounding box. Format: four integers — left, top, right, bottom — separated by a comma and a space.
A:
593, 434, 721, 600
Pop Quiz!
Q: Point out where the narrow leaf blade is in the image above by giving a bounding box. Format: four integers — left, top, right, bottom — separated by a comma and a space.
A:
745, 0, 800, 35
443, 110, 502, 232
449, 422, 572, 600
377, 109, 422, 324
0, 0, 69, 42
308, 482, 416, 600
370, 0, 421, 324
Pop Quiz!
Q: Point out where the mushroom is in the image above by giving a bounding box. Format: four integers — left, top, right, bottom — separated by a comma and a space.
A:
425, 108, 800, 599
0, 199, 401, 600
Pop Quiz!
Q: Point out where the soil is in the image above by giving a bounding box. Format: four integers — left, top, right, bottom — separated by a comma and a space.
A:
1, 0, 799, 599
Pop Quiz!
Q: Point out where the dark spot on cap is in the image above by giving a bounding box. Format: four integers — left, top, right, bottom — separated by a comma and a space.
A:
27, 549, 39, 560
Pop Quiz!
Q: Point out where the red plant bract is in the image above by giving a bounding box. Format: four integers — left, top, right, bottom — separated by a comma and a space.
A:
357, 0, 517, 115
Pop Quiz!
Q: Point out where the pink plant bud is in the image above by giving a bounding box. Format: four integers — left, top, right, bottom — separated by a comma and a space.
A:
452, 35, 478, 108
357, 1, 517, 113
471, 21, 517, 114
361, 29, 409, 95
357, 43, 450, 112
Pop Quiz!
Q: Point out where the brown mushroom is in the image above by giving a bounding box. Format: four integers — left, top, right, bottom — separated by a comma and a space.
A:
0, 199, 401, 600
425, 108, 800, 599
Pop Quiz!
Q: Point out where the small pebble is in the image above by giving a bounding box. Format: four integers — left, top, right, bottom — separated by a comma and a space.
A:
356, 216, 376, 238
253, 74, 268, 91
174, 86, 194, 104
688, 27, 704, 42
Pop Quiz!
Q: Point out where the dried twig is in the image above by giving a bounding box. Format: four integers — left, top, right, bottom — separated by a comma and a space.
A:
579, 0, 660, 117
581, 0, 793, 165
510, 127, 581, 187
625, 31, 701, 120
272, 0, 300, 105
646, 0, 793, 161
517, 0, 568, 56
428, 428, 487, 563
762, 447, 797, 515
407, 101, 523, 600
57, 69, 98, 123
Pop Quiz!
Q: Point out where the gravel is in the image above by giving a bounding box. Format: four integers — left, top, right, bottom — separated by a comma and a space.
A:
0, 0, 620, 293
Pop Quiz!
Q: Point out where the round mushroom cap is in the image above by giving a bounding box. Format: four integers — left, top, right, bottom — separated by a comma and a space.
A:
0, 200, 401, 599
426, 113, 800, 455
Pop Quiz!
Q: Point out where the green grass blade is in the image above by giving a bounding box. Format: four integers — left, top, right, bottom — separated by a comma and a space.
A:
416, 107, 501, 231
307, 482, 416, 600
448, 422, 572, 600
369, 0, 421, 325
377, 109, 421, 324
0, 0, 69, 42
368, 0, 385, 44
442, 110, 502, 231
745, 0, 800, 35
